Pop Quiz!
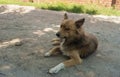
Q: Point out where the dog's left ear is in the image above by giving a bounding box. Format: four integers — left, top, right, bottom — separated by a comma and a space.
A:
75, 18, 85, 28
64, 13, 68, 19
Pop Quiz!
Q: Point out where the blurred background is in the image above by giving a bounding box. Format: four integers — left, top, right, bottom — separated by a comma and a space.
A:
0, 0, 120, 16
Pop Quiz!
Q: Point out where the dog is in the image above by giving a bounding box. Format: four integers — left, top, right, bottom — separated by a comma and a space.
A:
44, 13, 98, 74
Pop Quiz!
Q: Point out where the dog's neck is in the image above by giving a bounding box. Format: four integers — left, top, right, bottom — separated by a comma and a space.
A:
63, 34, 85, 46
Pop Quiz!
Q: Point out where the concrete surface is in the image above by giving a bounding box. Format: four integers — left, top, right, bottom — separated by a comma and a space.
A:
0, 5, 120, 77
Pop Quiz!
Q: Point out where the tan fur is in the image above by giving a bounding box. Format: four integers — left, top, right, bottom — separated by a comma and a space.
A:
46, 13, 98, 68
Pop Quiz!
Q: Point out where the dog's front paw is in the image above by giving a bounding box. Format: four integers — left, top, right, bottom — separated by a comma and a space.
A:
49, 67, 59, 74
51, 38, 60, 42
44, 52, 51, 57
49, 63, 65, 74
52, 41, 60, 46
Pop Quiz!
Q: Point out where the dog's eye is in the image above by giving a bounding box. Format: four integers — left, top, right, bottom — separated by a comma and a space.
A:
65, 28, 70, 31
60, 25, 63, 28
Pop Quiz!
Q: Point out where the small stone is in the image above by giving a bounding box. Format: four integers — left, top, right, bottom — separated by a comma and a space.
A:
75, 71, 85, 77
96, 54, 102, 57
96, 54, 105, 59
14, 41, 23, 46
86, 71, 95, 77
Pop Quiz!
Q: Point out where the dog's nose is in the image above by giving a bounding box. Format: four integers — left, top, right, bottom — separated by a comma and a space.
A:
56, 32, 60, 37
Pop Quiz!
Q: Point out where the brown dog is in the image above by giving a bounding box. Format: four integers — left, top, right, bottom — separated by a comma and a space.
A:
44, 13, 98, 73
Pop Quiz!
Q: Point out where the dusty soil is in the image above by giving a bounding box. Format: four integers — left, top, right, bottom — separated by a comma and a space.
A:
0, 5, 120, 77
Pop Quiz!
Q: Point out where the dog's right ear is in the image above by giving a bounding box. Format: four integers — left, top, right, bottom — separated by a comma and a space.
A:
64, 13, 68, 19
75, 18, 85, 28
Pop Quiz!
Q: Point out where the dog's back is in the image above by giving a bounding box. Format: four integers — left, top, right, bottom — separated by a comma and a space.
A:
78, 32, 98, 58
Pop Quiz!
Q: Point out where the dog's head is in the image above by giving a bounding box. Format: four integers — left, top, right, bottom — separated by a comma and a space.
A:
56, 13, 85, 40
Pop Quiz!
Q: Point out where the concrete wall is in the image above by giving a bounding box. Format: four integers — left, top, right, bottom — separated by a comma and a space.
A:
75, 0, 120, 9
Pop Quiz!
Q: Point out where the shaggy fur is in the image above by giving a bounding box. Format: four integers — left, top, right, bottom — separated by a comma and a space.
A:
45, 13, 98, 73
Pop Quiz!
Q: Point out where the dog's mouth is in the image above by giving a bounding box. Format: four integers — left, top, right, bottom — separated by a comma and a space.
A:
57, 35, 66, 39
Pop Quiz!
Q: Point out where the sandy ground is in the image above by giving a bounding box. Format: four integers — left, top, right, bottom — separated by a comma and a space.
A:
0, 5, 120, 77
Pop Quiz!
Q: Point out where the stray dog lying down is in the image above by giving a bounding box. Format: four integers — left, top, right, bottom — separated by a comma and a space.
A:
44, 13, 98, 74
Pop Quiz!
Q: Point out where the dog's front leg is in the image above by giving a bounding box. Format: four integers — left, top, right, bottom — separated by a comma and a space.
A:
44, 46, 61, 57
49, 51, 82, 73
51, 38, 60, 46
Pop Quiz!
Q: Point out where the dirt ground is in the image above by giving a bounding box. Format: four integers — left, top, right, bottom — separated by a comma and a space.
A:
0, 5, 120, 77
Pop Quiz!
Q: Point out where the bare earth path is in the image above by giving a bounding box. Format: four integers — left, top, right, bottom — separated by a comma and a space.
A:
0, 5, 120, 77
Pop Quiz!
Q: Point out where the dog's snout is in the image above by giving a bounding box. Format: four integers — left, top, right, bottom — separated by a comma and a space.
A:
56, 32, 60, 37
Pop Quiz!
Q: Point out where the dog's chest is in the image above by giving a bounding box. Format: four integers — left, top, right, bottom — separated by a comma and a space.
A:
60, 39, 69, 56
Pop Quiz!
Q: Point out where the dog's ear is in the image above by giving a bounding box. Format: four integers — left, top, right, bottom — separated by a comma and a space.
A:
75, 18, 85, 28
64, 13, 68, 19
